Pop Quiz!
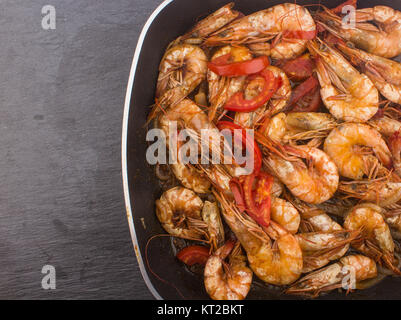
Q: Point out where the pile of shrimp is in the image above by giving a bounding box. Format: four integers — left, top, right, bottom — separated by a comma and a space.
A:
147, 1, 401, 299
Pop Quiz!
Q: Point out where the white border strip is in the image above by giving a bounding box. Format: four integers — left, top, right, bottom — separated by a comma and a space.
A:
122, 0, 174, 300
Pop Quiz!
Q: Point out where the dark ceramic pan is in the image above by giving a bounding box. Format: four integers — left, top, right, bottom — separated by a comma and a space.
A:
122, 0, 401, 299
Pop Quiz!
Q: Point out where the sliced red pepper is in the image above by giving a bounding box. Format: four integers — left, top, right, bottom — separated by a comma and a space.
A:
176, 245, 210, 266
276, 54, 315, 81
332, 0, 357, 14
217, 121, 262, 174
291, 87, 322, 112
208, 55, 270, 77
287, 76, 319, 108
223, 69, 280, 112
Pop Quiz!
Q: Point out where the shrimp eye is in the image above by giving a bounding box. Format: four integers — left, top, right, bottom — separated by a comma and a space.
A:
346, 41, 355, 49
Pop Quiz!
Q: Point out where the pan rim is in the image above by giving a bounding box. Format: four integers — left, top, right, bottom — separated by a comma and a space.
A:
121, 0, 174, 300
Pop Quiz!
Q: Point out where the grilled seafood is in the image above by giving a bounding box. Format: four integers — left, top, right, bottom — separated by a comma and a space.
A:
296, 230, 360, 273
337, 43, 401, 104
216, 191, 303, 286
205, 3, 316, 60
204, 240, 253, 300
324, 123, 392, 180
265, 145, 339, 204
286, 255, 377, 297
308, 40, 379, 122
344, 203, 400, 274
147, 2, 401, 300
155, 187, 204, 239
152, 44, 208, 119
318, 6, 401, 58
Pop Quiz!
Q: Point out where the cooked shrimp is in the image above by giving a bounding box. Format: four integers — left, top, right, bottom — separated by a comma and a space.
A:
153, 44, 207, 117
205, 3, 316, 60
158, 99, 215, 193
340, 180, 401, 207
204, 240, 253, 300
370, 115, 401, 137
286, 255, 377, 297
208, 46, 251, 121
318, 6, 401, 58
324, 123, 392, 180
337, 43, 401, 104
296, 230, 359, 273
307, 40, 379, 122
235, 66, 291, 128
215, 191, 303, 285
263, 112, 335, 144
202, 201, 225, 250
270, 197, 300, 234
182, 3, 241, 42
155, 187, 204, 239
344, 203, 400, 274
265, 145, 339, 204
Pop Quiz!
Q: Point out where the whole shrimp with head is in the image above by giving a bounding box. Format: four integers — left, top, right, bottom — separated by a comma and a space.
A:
344, 203, 401, 275
286, 255, 377, 297
307, 40, 379, 122
335, 41, 401, 105
317, 5, 401, 58
214, 190, 303, 286
150, 44, 207, 120
205, 3, 316, 60
264, 144, 339, 204
204, 240, 253, 300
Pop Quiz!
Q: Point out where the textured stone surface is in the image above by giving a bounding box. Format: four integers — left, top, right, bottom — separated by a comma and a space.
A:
0, 0, 159, 299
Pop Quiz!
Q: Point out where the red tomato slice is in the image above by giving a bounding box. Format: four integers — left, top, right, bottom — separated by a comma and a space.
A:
176, 245, 210, 266
208, 55, 270, 77
291, 87, 322, 112
223, 69, 280, 112
287, 76, 319, 108
276, 54, 315, 81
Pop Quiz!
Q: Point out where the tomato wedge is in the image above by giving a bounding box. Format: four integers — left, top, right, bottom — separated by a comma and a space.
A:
217, 121, 262, 174
287, 76, 319, 108
176, 245, 210, 266
208, 55, 270, 77
242, 172, 273, 228
276, 54, 314, 81
223, 69, 281, 112
291, 87, 322, 112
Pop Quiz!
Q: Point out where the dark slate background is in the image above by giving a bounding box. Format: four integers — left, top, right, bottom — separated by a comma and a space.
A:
0, 0, 159, 299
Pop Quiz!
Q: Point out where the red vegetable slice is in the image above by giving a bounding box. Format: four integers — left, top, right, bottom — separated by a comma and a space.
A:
332, 0, 357, 14
176, 245, 210, 266
208, 55, 270, 77
282, 29, 317, 40
217, 121, 262, 174
291, 87, 322, 112
287, 76, 319, 108
242, 172, 273, 228
276, 54, 315, 81
223, 69, 281, 112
